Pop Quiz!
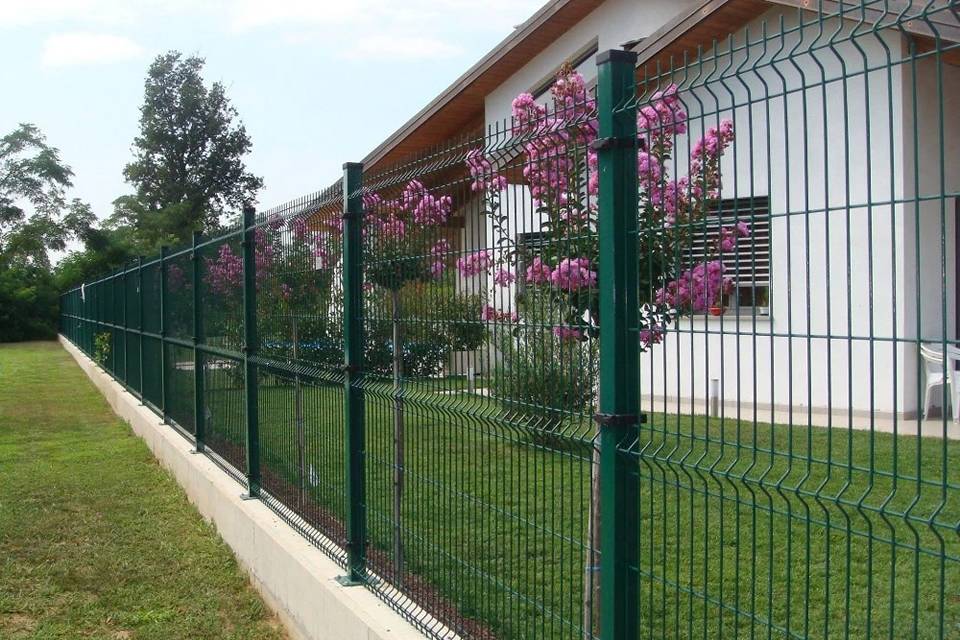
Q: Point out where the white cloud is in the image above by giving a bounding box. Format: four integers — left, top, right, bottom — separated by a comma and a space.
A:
41, 32, 143, 67
340, 34, 462, 60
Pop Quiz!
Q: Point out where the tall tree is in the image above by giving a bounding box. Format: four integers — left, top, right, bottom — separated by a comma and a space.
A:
0, 124, 93, 269
120, 51, 263, 245
0, 123, 93, 341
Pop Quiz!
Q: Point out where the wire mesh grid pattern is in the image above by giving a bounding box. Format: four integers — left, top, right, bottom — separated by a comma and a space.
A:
59, 2, 958, 638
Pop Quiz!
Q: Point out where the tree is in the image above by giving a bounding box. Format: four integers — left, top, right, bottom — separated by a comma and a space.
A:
0, 124, 93, 342
0, 124, 93, 269
120, 51, 263, 246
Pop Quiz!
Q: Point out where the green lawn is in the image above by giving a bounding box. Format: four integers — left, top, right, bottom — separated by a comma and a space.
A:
0, 342, 287, 640
199, 367, 960, 640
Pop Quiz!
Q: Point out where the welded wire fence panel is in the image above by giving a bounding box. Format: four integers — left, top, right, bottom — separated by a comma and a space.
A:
249, 189, 349, 559
56, 4, 957, 638
125, 261, 142, 396
359, 80, 602, 638
202, 354, 247, 477
165, 343, 195, 434
620, 4, 960, 639
200, 233, 245, 354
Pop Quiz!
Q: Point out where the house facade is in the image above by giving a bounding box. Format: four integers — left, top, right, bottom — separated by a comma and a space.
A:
358, 0, 959, 433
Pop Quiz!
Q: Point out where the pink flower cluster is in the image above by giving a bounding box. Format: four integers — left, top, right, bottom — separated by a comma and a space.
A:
550, 257, 597, 291
718, 221, 750, 253
655, 260, 733, 313
637, 84, 688, 147
481, 305, 518, 322
493, 268, 515, 288
456, 250, 493, 278
525, 257, 552, 285
378, 217, 405, 240
639, 325, 666, 348
403, 179, 453, 226
466, 149, 508, 194
640, 119, 735, 227
254, 228, 274, 275
510, 67, 598, 206
205, 244, 243, 296
430, 239, 450, 278
553, 326, 583, 342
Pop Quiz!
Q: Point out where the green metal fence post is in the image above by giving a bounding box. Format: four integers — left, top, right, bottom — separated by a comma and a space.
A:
242, 205, 261, 497
339, 161, 367, 585
192, 231, 205, 452
595, 48, 640, 640
122, 264, 129, 388
138, 256, 145, 399
159, 245, 169, 422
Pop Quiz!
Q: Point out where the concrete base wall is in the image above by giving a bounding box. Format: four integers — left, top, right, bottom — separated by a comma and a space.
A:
60, 336, 426, 640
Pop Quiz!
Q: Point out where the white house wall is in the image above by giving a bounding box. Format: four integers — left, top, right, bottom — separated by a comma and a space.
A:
635, 8, 920, 429
462, 0, 957, 429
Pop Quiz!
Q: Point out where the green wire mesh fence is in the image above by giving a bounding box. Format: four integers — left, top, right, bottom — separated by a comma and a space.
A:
60, 2, 958, 638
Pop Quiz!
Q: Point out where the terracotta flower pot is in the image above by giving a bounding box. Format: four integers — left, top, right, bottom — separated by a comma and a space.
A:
709, 306, 725, 316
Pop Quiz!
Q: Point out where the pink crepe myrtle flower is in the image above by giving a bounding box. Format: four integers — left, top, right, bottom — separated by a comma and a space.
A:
493, 268, 515, 288
205, 244, 243, 295
512, 93, 547, 133
553, 326, 583, 342
655, 260, 733, 313
378, 217, 405, 240
637, 84, 687, 145
457, 250, 493, 278
718, 221, 751, 253
558, 205, 593, 224
466, 149, 509, 194
550, 257, 597, 291
430, 260, 446, 279
481, 305, 518, 322
639, 325, 666, 348
525, 257, 552, 285
431, 238, 450, 257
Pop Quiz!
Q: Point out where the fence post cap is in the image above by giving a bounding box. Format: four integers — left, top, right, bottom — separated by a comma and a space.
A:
596, 49, 638, 65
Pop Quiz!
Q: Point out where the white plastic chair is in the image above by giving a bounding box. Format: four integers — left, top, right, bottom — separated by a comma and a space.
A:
920, 343, 960, 421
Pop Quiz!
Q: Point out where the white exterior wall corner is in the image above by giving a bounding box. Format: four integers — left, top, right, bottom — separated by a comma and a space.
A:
58, 336, 431, 640
899, 48, 960, 415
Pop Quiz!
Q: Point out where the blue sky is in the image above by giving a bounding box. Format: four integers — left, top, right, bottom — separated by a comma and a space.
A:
0, 0, 545, 231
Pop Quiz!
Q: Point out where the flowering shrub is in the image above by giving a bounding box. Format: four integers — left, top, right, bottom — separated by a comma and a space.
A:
364, 180, 453, 291
200, 211, 344, 361
464, 64, 749, 354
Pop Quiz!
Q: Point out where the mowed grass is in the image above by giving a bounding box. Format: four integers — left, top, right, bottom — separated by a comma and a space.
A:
199, 369, 960, 640
0, 342, 287, 640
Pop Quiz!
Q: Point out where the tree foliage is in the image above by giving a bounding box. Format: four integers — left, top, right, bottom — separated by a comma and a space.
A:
118, 51, 263, 246
0, 124, 95, 341
0, 124, 93, 269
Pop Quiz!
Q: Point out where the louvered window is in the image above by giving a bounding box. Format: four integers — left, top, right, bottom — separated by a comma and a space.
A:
684, 196, 771, 315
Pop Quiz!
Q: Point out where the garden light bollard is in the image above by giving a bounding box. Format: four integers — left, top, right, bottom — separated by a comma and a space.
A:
594, 48, 641, 640
339, 161, 367, 585
242, 204, 261, 498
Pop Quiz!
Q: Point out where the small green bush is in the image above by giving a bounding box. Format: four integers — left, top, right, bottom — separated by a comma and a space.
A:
490, 290, 596, 445
94, 332, 112, 366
